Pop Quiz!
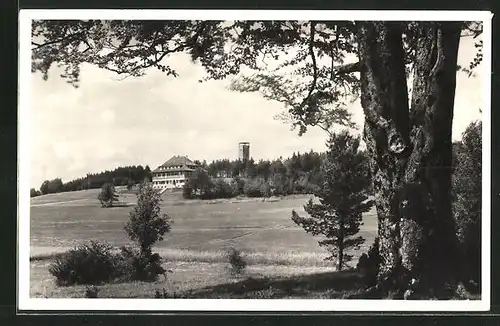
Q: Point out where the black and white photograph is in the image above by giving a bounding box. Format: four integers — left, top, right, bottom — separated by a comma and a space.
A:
18, 10, 491, 311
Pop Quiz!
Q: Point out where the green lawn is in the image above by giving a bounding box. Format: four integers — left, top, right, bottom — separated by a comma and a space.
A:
29, 188, 378, 298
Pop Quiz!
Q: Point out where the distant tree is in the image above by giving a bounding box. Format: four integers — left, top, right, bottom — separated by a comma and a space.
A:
256, 160, 271, 181
452, 121, 482, 284
98, 183, 119, 207
46, 178, 64, 194
212, 179, 235, 199
30, 188, 41, 197
186, 168, 213, 198
245, 158, 258, 179
39, 180, 49, 195
270, 173, 288, 196
292, 131, 373, 271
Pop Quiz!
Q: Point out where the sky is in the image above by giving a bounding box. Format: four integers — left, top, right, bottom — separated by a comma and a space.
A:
28, 34, 484, 189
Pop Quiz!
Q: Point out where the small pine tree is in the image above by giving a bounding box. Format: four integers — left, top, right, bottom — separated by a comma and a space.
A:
292, 131, 374, 271
98, 183, 119, 207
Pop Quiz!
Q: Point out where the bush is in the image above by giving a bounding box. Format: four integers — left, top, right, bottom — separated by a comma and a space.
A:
233, 177, 246, 195
244, 179, 264, 197
226, 247, 247, 276
85, 286, 99, 298
118, 246, 166, 282
98, 182, 119, 207
212, 179, 235, 198
356, 237, 380, 287
49, 241, 124, 286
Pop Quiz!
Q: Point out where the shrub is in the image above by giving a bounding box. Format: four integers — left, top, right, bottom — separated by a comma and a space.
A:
49, 241, 124, 286
356, 237, 380, 287
118, 246, 167, 282
259, 181, 271, 198
212, 179, 235, 198
98, 182, 119, 207
244, 179, 263, 197
226, 247, 247, 276
85, 286, 99, 298
233, 177, 246, 195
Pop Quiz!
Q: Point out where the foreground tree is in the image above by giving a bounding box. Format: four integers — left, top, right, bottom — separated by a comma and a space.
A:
32, 19, 483, 297
124, 182, 172, 280
98, 182, 119, 207
125, 182, 172, 254
292, 131, 373, 271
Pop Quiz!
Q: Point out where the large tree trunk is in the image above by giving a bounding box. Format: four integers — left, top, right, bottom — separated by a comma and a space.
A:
356, 21, 462, 297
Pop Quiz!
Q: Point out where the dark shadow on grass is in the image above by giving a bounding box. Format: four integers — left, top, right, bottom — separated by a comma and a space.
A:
104, 202, 135, 208
178, 271, 368, 299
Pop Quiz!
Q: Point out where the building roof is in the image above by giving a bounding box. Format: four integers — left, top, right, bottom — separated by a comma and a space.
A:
152, 155, 198, 173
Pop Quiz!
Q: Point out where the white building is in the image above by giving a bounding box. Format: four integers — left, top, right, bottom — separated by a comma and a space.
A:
151, 156, 198, 192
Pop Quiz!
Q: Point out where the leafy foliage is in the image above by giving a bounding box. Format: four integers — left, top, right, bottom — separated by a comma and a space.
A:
64, 165, 152, 192
32, 20, 482, 138
183, 168, 213, 199
39, 178, 64, 195
118, 246, 168, 282
182, 151, 325, 200
98, 182, 119, 207
292, 131, 373, 271
452, 121, 482, 284
122, 182, 172, 281
30, 188, 41, 197
49, 241, 125, 286
125, 182, 172, 253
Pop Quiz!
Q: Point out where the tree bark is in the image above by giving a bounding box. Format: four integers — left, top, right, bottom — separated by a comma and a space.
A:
356, 21, 462, 297
403, 22, 462, 292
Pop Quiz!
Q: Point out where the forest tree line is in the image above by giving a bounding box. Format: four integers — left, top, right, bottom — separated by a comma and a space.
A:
31, 165, 153, 197
183, 149, 369, 199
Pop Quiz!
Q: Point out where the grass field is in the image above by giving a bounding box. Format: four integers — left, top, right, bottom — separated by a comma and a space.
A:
29, 188, 378, 298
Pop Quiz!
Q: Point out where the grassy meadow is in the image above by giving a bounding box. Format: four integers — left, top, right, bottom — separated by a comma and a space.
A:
29, 188, 378, 298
